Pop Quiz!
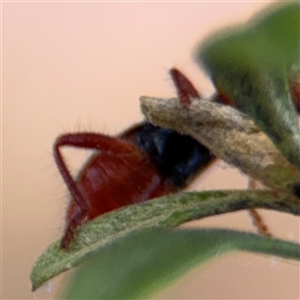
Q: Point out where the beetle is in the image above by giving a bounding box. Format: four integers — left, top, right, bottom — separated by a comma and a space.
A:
55, 68, 299, 249
54, 68, 215, 248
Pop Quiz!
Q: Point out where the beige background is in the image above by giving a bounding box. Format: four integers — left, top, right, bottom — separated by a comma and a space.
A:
2, 1, 299, 299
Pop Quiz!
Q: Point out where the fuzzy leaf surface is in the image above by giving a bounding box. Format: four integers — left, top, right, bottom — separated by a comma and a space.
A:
31, 190, 300, 290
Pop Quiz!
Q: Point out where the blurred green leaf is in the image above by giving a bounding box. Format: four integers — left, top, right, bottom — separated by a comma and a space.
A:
31, 189, 299, 291
62, 229, 300, 300
197, 3, 300, 168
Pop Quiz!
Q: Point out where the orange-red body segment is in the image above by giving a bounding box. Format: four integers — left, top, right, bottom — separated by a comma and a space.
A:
66, 139, 176, 224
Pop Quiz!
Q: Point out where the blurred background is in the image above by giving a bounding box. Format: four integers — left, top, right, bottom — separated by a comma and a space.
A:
2, 1, 299, 299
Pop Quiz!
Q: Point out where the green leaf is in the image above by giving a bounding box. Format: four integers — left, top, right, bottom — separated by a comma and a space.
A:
196, 3, 300, 168
30, 190, 300, 291
62, 229, 300, 300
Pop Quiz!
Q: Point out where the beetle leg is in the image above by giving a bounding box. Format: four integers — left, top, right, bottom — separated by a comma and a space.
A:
248, 179, 272, 238
169, 68, 200, 108
54, 133, 137, 248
